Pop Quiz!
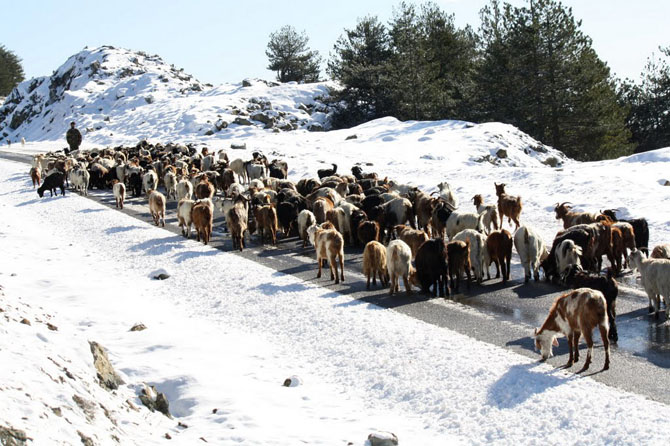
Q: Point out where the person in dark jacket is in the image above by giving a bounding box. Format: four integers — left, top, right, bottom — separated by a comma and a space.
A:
66, 122, 82, 152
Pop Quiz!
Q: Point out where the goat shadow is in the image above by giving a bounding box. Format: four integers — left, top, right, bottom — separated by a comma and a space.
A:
487, 363, 572, 409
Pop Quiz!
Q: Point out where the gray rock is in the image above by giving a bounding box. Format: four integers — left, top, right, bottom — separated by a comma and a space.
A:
233, 117, 253, 126
0, 425, 28, 445
242, 79, 253, 87
251, 113, 274, 126
231, 142, 247, 150
204, 130, 214, 136
496, 148, 508, 159
542, 156, 560, 168
307, 123, 324, 132
215, 119, 228, 131
89, 341, 124, 390
139, 384, 172, 418
345, 134, 358, 140
130, 323, 147, 332
77, 430, 94, 446
368, 432, 398, 446
664, 180, 670, 186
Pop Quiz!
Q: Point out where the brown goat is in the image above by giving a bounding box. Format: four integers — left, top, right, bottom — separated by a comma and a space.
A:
30, 167, 41, 189
363, 241, 389, 289
313, 196, 335, 224
409, 188, 437, 236
227, 195, 249, 251
191, 200, 213, 244
254, 204, 278, 245
494, 183, 522, 230
609, 226, 625, 274
307, 225, 345, 284
394, 224, 429, 259
148, 190, 166, 227
195, 176, 215, 200
357, 220, 380, 246
554, 202, 607, 229
447, 240, 471, 293
485, 229, 513, 282
613, 222, 636, 267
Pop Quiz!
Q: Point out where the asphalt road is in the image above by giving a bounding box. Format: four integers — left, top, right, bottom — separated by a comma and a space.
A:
3, 150, 669, 404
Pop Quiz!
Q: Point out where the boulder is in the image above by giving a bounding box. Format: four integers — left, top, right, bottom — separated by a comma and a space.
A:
307, 123, 324, 132
251, 112, 274, 126
231, 142, 247, 150
368, 432, 399, 446
130, 323, 147, 332
496, 148, 508, 159
89, 341, 124, 390
345, 134, 358, 140
0, 425, 28, 445
233, 117, 253, 126
139, 383, 172, 418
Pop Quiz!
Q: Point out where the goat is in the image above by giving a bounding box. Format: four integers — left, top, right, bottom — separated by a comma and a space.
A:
409, 188, 436, 236
446, 210, 487, 240
472, 194, 499, 234
112, 180, 126, 210
177, 199, 195, 238
191, 199, 213, 244
164, 171, 177, 200
37, 171, 66, 198
386, 240, 414, 295
143, 170, 158, 196
313, 196, 335, 224
613, 222, 636, 268
357, 220, 380, 247
269, 159, 288, 179
127, 167, 143, 198
411, 238, 450, 297
494, 182, 522, 230
69, 167, 90, 196
431, 200, 456, 239
307, 224, 345, 284
298, 210, 317, 248
195, 176, 215, 200
453, 229, 489, 284
277, 201, 299, 237
447, 240, 471, 293
176, 178, 193, 201
29, 167, 41, 189
394, 225, 429, 259
227, 195, 249, 251
534, 288, 610, 372
253, 204, 278, 245
369, 197, 415, 242
564, 265, 619, 341
363, 241, 389, 289
230, 158, 247, 184
651, 244, 670, 260
335, 202, 357, 246
555, 239, 583, 281
485, 229, 513, 282
629, 249, 670, 320
553, 202, 607, 229
246, 162, 266, 182
317, 163, 337, 179
435, 182, 459, 209
148, 190, 166, 227
514, 225, 549, 283
602, 209, 649, 254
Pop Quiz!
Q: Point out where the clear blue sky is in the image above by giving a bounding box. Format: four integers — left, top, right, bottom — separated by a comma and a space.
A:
3, 0, 668, 85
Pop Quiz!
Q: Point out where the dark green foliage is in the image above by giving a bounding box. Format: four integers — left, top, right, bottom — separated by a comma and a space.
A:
327, 16, 394, 128
618, 47, 670, 153
0, 45, 25, 97
266, 25, 322, 83
475, 0, 632, 161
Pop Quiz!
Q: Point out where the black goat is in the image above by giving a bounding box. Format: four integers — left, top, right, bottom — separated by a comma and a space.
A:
317, 163, 337, 179
413, 238, 450, 297
564, 265, 619, 341
269, 159, 288, 179
37, 171, 66, 198
541, 227, 593, 283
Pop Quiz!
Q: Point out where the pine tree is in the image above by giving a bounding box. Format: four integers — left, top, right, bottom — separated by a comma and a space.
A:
328, 16, 394, 127
619, 47, 670, 152
0, 45, 25, 97
476, 0, 631, 161
266, 25, 322, 83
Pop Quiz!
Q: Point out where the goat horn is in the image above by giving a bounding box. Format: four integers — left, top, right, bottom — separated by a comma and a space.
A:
430, 191, 439, 197
559, 202, 572, 208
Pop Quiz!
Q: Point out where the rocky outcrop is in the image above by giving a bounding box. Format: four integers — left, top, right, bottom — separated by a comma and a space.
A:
138, 384, 172, 418
89, 341, 124, 391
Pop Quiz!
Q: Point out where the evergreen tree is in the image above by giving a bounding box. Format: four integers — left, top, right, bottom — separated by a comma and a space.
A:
266, 25, 322, 83
476, 0, 632, 160
619, 47, 670, 152
0, 45, 25, 97
328, 16, 394, 127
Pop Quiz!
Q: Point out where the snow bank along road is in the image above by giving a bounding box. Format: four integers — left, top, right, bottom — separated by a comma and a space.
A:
3, 151, 669, 406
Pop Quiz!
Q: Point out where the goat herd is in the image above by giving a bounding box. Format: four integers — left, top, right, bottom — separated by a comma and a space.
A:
26, 141, 670, 372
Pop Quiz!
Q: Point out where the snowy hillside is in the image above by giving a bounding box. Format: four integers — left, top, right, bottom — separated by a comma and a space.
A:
0, 46, 333, 144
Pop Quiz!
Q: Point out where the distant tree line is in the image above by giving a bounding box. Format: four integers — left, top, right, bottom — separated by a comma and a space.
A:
267, 0, 670, 161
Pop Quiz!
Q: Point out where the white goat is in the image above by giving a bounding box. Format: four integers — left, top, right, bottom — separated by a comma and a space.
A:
386, 239, 414, 295
69, 167, 90, 196
298, 209, 317, 248
176, 178, 193, 201
436, 182, 459, 209
177, 199, 195, 238
142, 170, 158, 195
556, 239, 583, 280
629, 249, 670, 320
453, 229, 489, 284
164, 171, 177, 200
514, 225, 549, 283
446, 210, 486, 240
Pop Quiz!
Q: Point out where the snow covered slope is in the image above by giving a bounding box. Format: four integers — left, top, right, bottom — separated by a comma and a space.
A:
0, 46, 332, 144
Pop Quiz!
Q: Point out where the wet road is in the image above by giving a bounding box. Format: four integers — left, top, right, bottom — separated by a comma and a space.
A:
3, 150, 669, 404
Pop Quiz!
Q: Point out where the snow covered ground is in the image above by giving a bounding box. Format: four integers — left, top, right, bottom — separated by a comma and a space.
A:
2, 152, 670, 444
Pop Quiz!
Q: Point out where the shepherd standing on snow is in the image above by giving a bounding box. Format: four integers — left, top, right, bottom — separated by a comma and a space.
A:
66, 121, 82, 153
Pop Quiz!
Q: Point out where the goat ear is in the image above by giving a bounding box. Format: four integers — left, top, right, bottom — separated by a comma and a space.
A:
552, 337, 559, 347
